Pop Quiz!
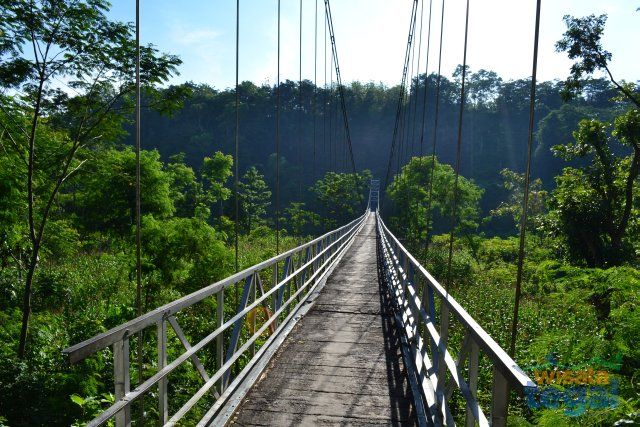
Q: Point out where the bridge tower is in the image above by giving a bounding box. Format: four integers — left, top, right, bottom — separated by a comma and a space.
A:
368, 179, 380, 211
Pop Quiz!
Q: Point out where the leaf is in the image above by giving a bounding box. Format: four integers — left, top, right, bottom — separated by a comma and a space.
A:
70, 394, 85, 406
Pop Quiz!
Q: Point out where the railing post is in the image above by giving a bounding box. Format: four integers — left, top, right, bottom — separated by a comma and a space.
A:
401, 255, 410, 308
436, 304, 449, 397
216, 289, 224, 393
250, 273, 257, 357
157, 318, 168, 423
426, 284, 438, 362
316, 240, 321, 270
465, 339, 479, 427
491, 366, 509, 427
272, 263, 279, 328
114, 338, 131, 427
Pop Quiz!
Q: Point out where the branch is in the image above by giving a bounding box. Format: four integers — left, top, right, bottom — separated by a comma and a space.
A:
615, 145, 640, 241
0, 122, 28, 166
8, 251, 26, 271
76, 87, 129, 144
604, 65, 640, 109
60, 158, 87, 184
0, 101, 31, 139
31, 139, 82, 251
69, 64, 108, 142
28, 1, 43, 70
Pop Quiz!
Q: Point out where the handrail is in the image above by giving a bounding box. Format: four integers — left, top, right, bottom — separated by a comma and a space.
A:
63, 212, 368, 426
63, 214, 365, 364
376, 212, 535, 426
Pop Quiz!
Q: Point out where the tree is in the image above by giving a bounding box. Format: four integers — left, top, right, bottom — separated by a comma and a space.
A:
555, 14, 639, 108
491, 169, 548, 234
467, 69, 502, 107
284, 202, 320, 237
0, 0, 182, 357
548, 13, 640, 267
167, 153, 201, 218
72, 148, 174, 234
386, 157, 483, 246
238, 167, 271, 233
201, 151, 233, 218
311, 171, 371, 229
548, 112, 640, 267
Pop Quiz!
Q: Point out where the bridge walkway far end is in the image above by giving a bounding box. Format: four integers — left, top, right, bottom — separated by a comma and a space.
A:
229, 214, 420, 425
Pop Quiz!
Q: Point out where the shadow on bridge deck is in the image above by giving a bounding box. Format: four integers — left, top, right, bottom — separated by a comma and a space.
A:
229, 215, 419, 426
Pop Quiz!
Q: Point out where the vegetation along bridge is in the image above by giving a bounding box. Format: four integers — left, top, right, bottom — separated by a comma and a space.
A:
63, 184, 535, 426
10, 0, 638, 423
57, 0, 542, 424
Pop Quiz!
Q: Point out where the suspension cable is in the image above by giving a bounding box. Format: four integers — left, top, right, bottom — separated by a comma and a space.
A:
510, 0, 542, 358
313, 0, 318, 182
384, 0, 419, 190
298, 0, 303, 203
444, 0, 470, 292
134, 0, 144, 420
418, 0, 434, 156
398, 6, 418, 175
329, 46, 333, 171
135, 0, 142, 322
234, 0, 241, 320
411, 0, 426, 156
324, 0, 357, 175
423, 0, 446, 254
234, 0, 240, 273
275, 0, 281, 254
323, 12, 327, 175
406, 5, 419, 160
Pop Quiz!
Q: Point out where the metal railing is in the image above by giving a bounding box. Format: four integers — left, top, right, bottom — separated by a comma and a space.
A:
376, 212, 536, 426
63, 213, 368, 426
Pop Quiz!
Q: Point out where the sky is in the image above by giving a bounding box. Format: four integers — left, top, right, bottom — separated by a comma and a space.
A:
108, 0, 640, 90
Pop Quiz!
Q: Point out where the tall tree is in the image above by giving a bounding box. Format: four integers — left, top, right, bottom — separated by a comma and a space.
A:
386, 157, 483, 247
311, 171, 371, 229
238, 167, 271, 233
490, 168, 548, 234
0, 0, 182, 357
549, 13, 640, 267
549, 112, 640, 267
556, 14, 640, 108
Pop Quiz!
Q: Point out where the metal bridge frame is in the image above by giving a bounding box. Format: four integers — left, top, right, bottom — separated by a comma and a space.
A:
62, 214, 368, 426
376, 212, 536, 426
63, 195, 534, 426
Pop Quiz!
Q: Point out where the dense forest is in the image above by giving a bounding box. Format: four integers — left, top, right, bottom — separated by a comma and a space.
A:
129, 71, 625, 232
0, 1, 638, 426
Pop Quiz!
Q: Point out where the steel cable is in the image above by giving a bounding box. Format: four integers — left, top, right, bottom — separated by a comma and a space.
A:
510, 0, 542, 358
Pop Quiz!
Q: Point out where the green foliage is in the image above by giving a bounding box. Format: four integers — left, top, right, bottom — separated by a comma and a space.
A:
555, 14, 612, 102
284, 202, 320, 237
167, 152, 201, 218
548, 112, 640, 267
490, 169, 547, 233
311, 170, 371, 229
423, 234, 478, 287
0, 0, 185, 359
556, 14, 639, 108
387, 156, 483, 246
202, 151, 233, 204
141, 215, 232, 296
238, 166, 271, 233
71, 148, 173, 234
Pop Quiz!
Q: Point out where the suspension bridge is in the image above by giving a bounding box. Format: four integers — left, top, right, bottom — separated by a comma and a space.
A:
62, 0, 543, 425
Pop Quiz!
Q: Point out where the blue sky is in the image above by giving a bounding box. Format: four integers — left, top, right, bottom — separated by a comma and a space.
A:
108, 0, 639, 90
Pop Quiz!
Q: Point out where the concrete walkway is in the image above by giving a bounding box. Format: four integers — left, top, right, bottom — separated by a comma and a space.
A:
229, 215, 419, 426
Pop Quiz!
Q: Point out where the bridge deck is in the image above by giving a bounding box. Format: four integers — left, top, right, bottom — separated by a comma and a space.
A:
230, 215, 419, 426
